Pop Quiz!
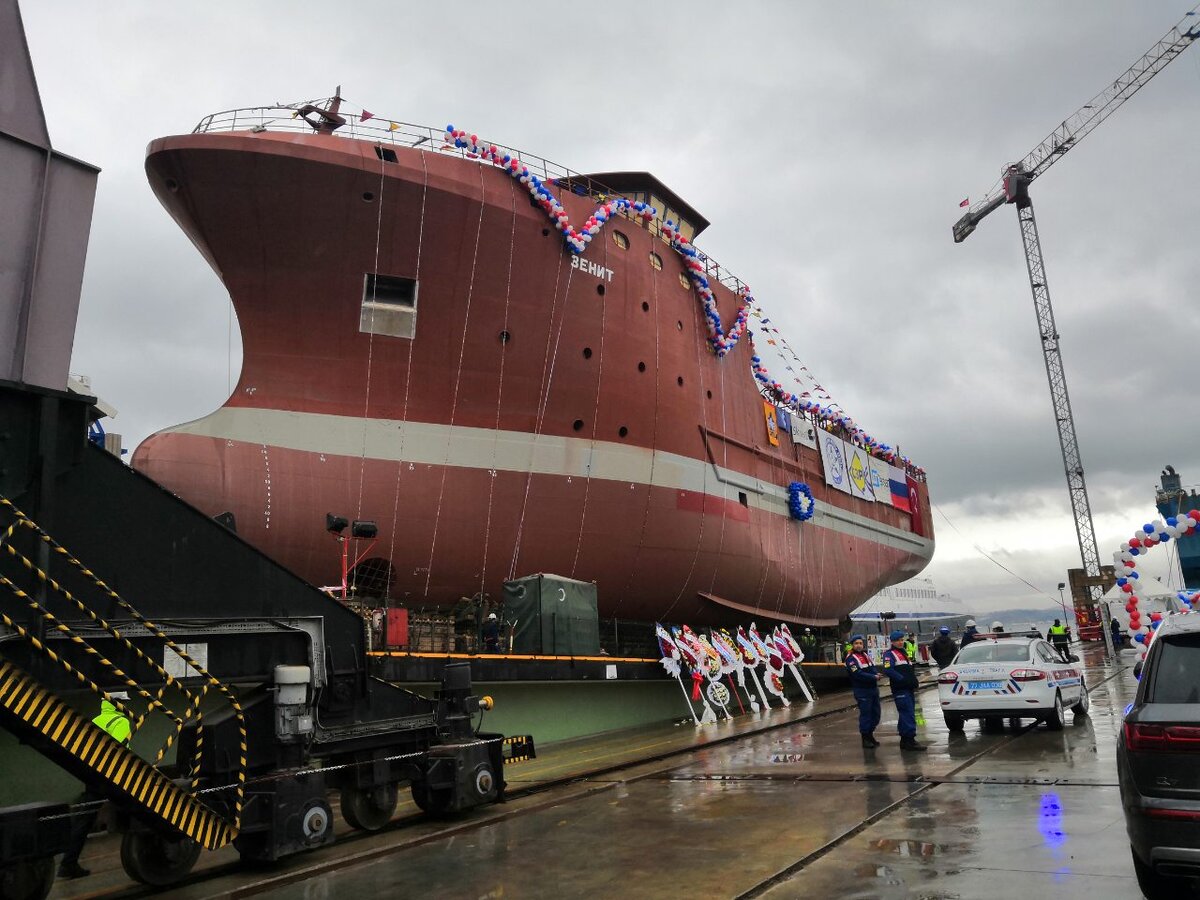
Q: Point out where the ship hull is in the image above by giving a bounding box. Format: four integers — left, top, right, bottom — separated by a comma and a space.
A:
133, 126, 933, 625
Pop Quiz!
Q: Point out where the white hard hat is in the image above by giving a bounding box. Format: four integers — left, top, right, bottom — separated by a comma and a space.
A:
488, 613, 497, 620
804, 627, 811, 632
108, 691, 129, 701
991, 621, 1003, 630
965, 619, 976, 627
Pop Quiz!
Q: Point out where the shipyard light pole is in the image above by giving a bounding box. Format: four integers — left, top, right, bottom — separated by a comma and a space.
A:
953, 6, 1200, 650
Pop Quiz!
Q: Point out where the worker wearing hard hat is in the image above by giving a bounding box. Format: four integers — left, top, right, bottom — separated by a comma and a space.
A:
482, 612, 501, 653
844, 635, 882, 749
59, 691, 133, 880
991, 621, 1005, 633
960, 620, 982, 650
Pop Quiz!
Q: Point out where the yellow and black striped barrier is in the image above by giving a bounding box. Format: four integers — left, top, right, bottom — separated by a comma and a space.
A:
0, 658, 234, 850
0, 496, 247, 828
502, 734, 536, 765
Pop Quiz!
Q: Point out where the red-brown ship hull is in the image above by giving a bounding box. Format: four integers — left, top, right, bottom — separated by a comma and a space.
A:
132, 124, 933, 625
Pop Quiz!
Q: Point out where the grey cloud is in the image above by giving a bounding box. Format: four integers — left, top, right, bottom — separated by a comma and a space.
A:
21, 0, 1200, 610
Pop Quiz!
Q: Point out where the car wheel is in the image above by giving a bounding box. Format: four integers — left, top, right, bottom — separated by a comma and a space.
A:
1131, 845, 1190, 899
1071, 685, 1090, 717
1045, 691, 1065, 731
944, 713, 964, 732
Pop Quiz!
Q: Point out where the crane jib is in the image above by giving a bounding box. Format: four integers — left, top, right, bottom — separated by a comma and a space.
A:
955, 4, 1200, 232
952, 4, 1199, 618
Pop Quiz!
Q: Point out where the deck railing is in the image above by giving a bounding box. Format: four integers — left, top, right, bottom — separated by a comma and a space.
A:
191, 102, 748, 294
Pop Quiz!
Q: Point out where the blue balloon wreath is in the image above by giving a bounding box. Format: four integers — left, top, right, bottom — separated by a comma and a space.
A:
787, 482, 815, 521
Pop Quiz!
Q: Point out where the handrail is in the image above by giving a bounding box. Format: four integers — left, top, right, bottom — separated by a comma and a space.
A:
190, 100, 749, 295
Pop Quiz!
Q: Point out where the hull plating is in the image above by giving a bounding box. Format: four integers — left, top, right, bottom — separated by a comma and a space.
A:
133, 129, 933, 624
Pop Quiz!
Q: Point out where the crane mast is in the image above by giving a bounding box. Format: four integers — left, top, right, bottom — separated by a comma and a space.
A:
1016, 201, 1100, 584
954, 7, 1200, 620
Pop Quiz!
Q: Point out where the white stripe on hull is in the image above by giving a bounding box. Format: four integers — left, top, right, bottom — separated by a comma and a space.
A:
158, 406, 934, 561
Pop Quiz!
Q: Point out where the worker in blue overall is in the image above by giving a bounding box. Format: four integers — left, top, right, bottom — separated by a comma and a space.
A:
844, 635, 882, 748
882, 630, 927, 752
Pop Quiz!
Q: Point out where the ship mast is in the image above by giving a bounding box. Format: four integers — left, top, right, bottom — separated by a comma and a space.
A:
295, 86, 347, 135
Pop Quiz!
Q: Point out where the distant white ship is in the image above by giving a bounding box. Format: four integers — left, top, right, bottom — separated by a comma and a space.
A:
849, 577, 972, 640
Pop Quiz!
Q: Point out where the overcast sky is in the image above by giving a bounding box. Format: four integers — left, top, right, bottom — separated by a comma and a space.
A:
21, 1, 1200, 614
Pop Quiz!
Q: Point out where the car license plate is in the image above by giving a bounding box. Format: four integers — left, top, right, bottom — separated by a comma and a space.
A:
969, 680, 1004, 690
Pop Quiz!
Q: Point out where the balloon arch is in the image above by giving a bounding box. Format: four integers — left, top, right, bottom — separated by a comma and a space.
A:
1112, 512, 1200, 652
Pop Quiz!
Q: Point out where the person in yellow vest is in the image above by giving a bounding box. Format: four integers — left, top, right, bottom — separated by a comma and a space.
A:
1048, 619, 1070, 662
58, 692, 132, 880
904, 633, 917, 663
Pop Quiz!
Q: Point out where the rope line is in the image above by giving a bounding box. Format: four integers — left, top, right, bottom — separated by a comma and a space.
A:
355, 152, 390, 531
423, 163, 487, 597
507, 245, 573, 579
478, 174, 519, 595
385, 151, 429, 583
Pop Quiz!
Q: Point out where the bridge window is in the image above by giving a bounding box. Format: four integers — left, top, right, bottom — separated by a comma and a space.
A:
613, 230, 629, 250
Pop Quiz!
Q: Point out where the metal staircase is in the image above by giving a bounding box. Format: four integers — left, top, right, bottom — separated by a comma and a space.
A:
0, 657, 233, 850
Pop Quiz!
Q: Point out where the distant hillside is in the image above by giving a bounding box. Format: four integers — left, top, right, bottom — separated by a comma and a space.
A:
977, 608, 1065, 628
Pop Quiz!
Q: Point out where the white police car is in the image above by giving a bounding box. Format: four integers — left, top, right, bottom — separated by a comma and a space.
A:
936, 636, 1088, 731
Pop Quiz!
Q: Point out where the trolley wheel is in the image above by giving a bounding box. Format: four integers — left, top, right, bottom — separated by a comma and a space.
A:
410, 779, 455, 818
0, 857, 54, 900
120, 828, 201, 887
340, 784, 398, 832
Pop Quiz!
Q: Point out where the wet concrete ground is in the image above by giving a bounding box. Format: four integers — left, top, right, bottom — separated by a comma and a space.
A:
50, 646, 1155, 899
245, 647, 1146, 900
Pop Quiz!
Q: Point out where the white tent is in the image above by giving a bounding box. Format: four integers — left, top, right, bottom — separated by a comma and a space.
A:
1101, 575, 1186, 637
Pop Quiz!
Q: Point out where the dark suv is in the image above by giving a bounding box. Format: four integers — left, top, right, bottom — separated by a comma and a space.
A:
1117, 613, 1200, 897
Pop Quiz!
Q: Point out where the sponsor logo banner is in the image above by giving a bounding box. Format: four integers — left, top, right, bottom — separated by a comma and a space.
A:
844, 442, 875, 502
763, 401, 779, 447
868, 458, 892, 507
820, 430, 850, 494
792, 416, 817, 449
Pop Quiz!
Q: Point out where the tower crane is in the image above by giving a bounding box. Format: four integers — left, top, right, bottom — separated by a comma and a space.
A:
953, 7, 1200, 627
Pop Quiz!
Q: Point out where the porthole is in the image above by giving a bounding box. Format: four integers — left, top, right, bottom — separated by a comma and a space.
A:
642, 301, 650, 312
542, 228, 551, 236
649, 252, 663, 271
677, 376, 684, 387
613, 230, 629, 249
706, 390, 713, 399
165, 178, 180, 193
583, 347, 593, 359
676, 321, 683, 331
618, 426, 629, 438
637, 362, 646, 372
679, 273, 690, 288
596, 284, 606, 296
572, 419, 584, 432
362, 191, 375, 202
499, 330, 511, 344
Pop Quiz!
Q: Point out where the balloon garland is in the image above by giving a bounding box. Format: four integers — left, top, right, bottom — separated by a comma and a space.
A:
1112, 511, 1200, 648
787, 482, 815, 521
444, 126, 656, 253
661, 220, 750, 357
443, 120, 922, 474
